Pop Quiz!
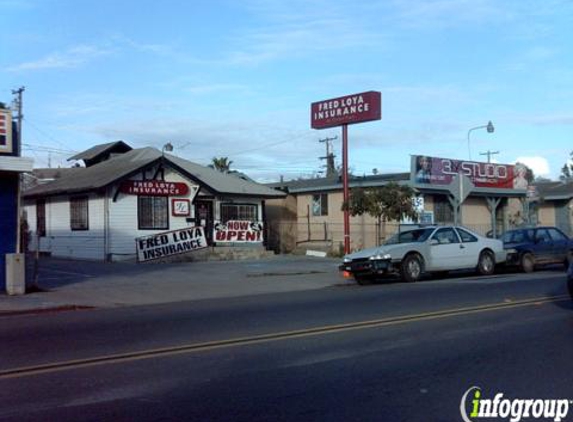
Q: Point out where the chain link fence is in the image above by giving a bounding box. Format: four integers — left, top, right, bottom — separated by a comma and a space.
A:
265, 220, 550, 256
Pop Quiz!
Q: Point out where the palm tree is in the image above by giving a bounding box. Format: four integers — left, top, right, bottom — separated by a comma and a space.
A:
209, 157, 233, 173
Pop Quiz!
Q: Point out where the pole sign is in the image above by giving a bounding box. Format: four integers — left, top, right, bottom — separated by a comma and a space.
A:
0, 109, 13, 154
214, 221, 264, 243
411, 155, 527, 190
311, 91, 381, 129
120, 180, 189, 196
136, 226, 207, 262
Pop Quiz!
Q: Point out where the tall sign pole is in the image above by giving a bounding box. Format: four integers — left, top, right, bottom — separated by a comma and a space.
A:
310, 91, 381, 255
342, 124, 350, 253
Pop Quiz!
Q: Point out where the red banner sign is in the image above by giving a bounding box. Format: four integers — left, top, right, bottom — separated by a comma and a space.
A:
120, 180, 189, 196
311, 91, 381, 129
0, 109, 13, 154
412, 155, 528, 190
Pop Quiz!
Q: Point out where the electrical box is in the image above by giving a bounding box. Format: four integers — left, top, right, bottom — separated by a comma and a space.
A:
6, 253, 25, 295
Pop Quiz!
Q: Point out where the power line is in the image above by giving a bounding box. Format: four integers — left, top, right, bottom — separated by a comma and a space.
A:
23, 117, 77, 152
23, 143, 77, 154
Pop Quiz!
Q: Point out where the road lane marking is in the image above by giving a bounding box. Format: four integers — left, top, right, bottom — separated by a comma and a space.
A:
1, 294, 569, 380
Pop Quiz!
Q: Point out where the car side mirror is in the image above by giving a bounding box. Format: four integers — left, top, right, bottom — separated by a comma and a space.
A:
430, 239, 439, 246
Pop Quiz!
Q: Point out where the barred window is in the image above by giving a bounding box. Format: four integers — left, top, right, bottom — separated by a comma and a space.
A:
37, 198, 46, 237
220, 204, 258, 222
70, 196, 89, 231
312, 194, 328, 216
138, 196, 169, 230
433, 195, 454, 224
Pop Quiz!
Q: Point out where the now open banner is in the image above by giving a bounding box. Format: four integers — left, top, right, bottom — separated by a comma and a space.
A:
214, 220, 264, 243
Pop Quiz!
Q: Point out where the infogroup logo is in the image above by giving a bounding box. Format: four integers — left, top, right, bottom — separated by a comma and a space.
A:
460, 386, 571, 422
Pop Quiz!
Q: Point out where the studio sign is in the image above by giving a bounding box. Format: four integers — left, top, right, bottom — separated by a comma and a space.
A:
120, 180, 189, 196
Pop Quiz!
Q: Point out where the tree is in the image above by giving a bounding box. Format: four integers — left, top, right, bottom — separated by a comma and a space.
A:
343, 182, 419, 245
209, 157, 233, 173
560, 151, 573, 182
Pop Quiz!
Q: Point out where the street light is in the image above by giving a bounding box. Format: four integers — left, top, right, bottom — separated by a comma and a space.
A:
467, 121, 494, 160
162, 142, 173, 155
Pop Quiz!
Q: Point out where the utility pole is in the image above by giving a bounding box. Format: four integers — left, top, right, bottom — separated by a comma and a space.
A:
11, 87, 25, 255
319, 136, 337, 177
11, 87, 24, 148
479, 150, 499, 163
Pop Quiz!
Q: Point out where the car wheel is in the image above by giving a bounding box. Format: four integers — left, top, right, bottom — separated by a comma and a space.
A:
400, 254, 423, 283
521, 253, 535, 273
477, 250, 495, 276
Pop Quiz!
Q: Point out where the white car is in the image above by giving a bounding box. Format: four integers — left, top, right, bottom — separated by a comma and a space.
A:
340, 226, 506, 284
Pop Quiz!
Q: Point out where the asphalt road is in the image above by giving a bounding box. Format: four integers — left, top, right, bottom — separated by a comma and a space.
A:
1, 269, 572, 422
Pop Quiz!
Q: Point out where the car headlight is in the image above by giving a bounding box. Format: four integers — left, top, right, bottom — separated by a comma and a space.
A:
505, 248, 518, 254
343, 257, 352, 263
369, 253, 391, 261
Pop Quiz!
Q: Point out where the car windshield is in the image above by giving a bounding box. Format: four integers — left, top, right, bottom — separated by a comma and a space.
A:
384, 228, 435, 245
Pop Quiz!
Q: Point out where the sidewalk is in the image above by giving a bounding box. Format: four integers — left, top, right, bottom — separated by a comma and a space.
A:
0, 255, 351, 315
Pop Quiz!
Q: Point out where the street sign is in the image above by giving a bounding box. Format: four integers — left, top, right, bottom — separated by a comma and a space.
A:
448, 174, 474, 204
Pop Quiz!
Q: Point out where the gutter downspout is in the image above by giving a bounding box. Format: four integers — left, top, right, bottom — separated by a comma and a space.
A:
104, 188, 110, 262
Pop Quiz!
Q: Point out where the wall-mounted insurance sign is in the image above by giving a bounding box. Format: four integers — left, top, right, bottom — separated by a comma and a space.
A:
136, 226, 207, 262
214, 221, 264, 243
0, 109, 13, 154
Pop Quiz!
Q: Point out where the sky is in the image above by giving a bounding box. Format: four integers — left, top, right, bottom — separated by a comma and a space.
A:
1, 0, 572, 182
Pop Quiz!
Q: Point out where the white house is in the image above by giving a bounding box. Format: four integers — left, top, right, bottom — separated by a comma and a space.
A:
23, 142, 285, 262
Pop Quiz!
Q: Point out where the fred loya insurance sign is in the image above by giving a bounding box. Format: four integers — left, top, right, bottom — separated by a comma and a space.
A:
136, 227, 207, 262
311, 91, 381, 129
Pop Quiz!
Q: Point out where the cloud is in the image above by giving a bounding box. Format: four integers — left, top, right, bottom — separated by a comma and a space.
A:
59, 116, 324, 181
7, 44, 114, 72
388, 0, 509, 29
514, 156, 550, 176
506, 112, 573, 126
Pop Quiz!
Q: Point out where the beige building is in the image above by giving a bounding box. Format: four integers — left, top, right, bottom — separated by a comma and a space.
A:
266, 172, 535, 255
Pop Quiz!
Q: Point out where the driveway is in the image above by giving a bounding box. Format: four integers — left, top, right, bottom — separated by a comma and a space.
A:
0, 255, 347, 314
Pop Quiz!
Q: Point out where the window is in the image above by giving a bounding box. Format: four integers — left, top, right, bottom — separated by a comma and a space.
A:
534, 228, 550, 243
70, 196, 89, 231
312, 194, 328, 216
457, 228, 478, 243
547, 228, 568, 241
36, 199, 46, 237
220, 204, 258, 222
138, 196, 168, 230
432, 228, 459, 244
433, 196, 453, 224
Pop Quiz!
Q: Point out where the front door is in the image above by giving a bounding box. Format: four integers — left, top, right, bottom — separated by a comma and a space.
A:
195, 201, 213, 245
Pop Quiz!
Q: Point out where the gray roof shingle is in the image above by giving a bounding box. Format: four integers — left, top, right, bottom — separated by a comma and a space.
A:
24, 147, 285, 199
267, 172, 411, 193
67, 140, 132, 163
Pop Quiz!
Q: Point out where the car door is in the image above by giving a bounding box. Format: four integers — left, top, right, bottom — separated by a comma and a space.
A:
532, 228, 553, 263
455, 227, 482, 268
547, 227, 569, 263
429, 227, 464, 270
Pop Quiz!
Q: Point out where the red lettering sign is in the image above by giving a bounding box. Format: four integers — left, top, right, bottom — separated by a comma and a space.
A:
120, 180, 189, 196
311, 91, 381, 129
213, 220, 264, 243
